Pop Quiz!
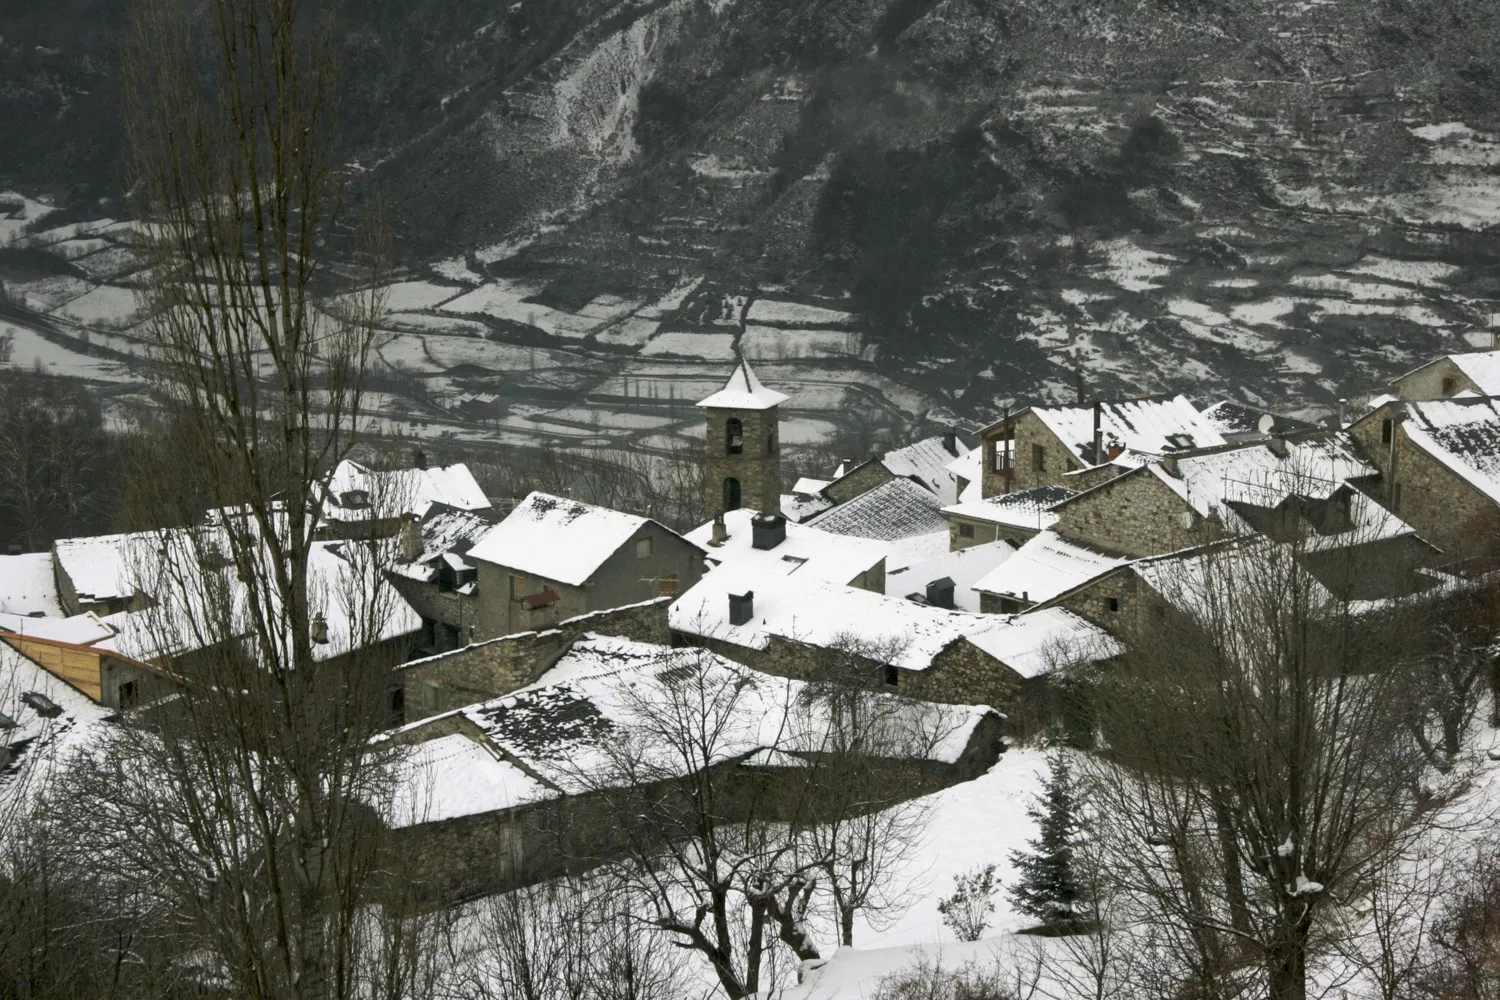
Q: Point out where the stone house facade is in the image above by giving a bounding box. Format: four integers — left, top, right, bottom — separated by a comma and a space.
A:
1050, 467, 1221, 558
1348, 401, 1500, 567
400, 598, 672, 721
946, 514, 1035, 552
472, 519, 703, 640
979, 411, 1084, 497
704, 404, 782, 517
1391, 353, 1500, 401
822, 459, 896, 506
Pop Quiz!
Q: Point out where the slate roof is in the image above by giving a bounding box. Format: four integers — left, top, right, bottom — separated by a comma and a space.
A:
971, 530, 1129, 604
988, 395, 1226, 466
943, 485, 1078, 532
807, 477, 951, 541
1200, 401, 1319, 440
1396, 397, 1500, 506
879, 436, 968, 504
696, 358, 788, 410
393, 505, 500, 583
1395, 351, 1500, 395
685, 508, 887, 586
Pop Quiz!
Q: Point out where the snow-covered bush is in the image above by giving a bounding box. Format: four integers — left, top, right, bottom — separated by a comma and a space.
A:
937, 863, 998, 942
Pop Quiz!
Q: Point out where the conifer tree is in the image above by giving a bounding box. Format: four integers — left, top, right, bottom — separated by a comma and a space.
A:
1008, 750, 1087, 934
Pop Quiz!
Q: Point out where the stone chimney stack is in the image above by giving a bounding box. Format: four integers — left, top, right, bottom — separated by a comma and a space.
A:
925, 577, 956, 610
710, 511, 728, 547
728, 591, 755, 627
1092, 401, 1103, 465
751, 513, 787, 551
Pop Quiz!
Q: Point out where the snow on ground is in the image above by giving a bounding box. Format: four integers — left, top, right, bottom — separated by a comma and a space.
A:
380, 280, 469, 312
636, 275, 704, 319
1349, 256, 1462, 287
442, 279, 599, 338
52, 284, 140, 326
1095, 239, 1181, 292
640, 331, 737, 360
384, 313, 491, 336
0, 191, 57, 244
4, 276, 93, 313
779, 418, 841, 446
596, 316, 661, 346
72, 246, 142, 282
0, 320, 137, 382
431, 255, 485, 285
742, 326, 864, 361
745, 299, 858, 327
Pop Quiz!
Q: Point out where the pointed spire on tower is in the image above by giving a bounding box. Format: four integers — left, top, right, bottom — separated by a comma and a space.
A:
696, 355, 789, 410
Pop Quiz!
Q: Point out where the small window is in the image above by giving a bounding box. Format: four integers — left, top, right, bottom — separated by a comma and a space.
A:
658, 574, 678, 598
883, 665, 899, 687
635, 536, 654, 559
509, 575, 526, 600
1032, 444, 1046, 473
118, 680, 139, 710
1442, 375, 1457, 396
958, 523, 975, 539
726, 418, 744, 455
1381, 418, 1394, 445
1107, 597, 1121, 613
767, 432, 777, 454
422, 681, 440, 710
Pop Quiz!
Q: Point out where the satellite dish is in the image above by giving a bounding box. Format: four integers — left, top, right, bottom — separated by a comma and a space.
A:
1257, 413, 1276, 435
1178, 510, 1196, 530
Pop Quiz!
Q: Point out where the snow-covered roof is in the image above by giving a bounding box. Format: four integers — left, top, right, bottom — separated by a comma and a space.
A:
53, 531, 139, 604
971, 530, 1129, 604
945, 448, 983, 503
323, 460, 490, 522
685, 508, 887, 586
943, 485, 1077, 532
807, 477, 951, 541
0, 642, 113, 802
793, 477, 831, 495
1133, 539, 1337, 622
996, 395, 1226, 465
1199, 400, 1318, 440
1395, 351, 1500, 395
696, 358, 789, 410
884, 539, 1016, 613
1396, 397, 1500, 506
0, 553, 63, 617
382, 734, 553, 829
671, 564, 1114, 677
468, 492, 681, 588
781, 491, 836, 523
388, 635, 997, 817
0, 611, 115, 646
94, 538, 421, 665
966, 607, 1122, 680
880, 436, 968, 504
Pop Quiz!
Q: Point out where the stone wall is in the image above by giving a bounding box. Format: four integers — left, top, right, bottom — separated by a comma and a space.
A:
390, 576, 480, 641
1052, 469, 1217, 558
401, 598, 672, 721
1050, 567, 1142, 629
473, 560, 589, 640
1393, 358, 1477, 401
823, 460, 894, 506
704, 405, 782, 516
981, 411, 1082, 497
1350, 408, 1500, 564
947, 516, 1034, 552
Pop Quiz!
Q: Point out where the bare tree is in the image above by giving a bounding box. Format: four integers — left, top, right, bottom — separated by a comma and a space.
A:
1079, 538, 1465, 1000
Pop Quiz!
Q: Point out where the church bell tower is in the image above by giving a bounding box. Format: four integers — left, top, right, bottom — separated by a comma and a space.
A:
697, 358, 787, 518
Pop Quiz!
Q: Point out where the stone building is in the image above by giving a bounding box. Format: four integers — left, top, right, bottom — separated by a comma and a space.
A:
699, 358, 787, 517
376, 636, 1006, 901
388, 504, 500, 656
684, 507, 888, 591
943, 485, 1076, 552
1348, 396, 1500, 569
818, 434, 969, 507
319, 458, 491, 541
975, 396, 1227, 498
668, 563, 1117, 732
1390, 349, 1500, 401
466, 492, 705, 640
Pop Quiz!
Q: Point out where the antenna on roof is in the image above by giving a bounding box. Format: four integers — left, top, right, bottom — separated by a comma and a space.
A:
1075, 358, 1085, 405
1257, 414, 1276, 436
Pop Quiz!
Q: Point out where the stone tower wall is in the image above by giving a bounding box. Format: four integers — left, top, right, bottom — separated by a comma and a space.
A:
703, 406, 782, 517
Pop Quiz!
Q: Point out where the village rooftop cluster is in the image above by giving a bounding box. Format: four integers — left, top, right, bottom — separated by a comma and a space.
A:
3, 347, 1499, 898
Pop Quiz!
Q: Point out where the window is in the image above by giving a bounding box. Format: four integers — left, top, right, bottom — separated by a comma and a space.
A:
510, 575, 526, 600
766, 432, 777, 454
1032, 444, 1046, 473
635, 536, 654, 559
723, 477, 742, 512
422, 681, 440, 710
991, 439, 1012, 472
958, 523, 975, 539
726, 418, 744, 455
883, 665, 899, 687
1107, 597, 1121, 613
21, 692, 60, 718
118, 680, 139, 710
1442, 375, 1457, 395
1381, 418, 1394, 444
658, 574, 678, 598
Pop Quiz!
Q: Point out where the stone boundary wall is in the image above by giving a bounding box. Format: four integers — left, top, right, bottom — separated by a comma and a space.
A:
400, 597, 671, 721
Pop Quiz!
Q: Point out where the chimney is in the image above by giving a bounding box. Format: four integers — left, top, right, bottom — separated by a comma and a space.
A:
1075, 364, 1085, 405
310, 613, 330, 645
414, 447, 428, 470
1092, 401, 1103, 466
710, 511, 728, 547
1162, 454, 1180, 477
1267, 435, 1289, 458
1337, 398, 1348, 428
943, 430, 957, 455
925, 577, 956, 610
728, 591, 755, 627
751, 513, 786, 551
399, 515, 423, 562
